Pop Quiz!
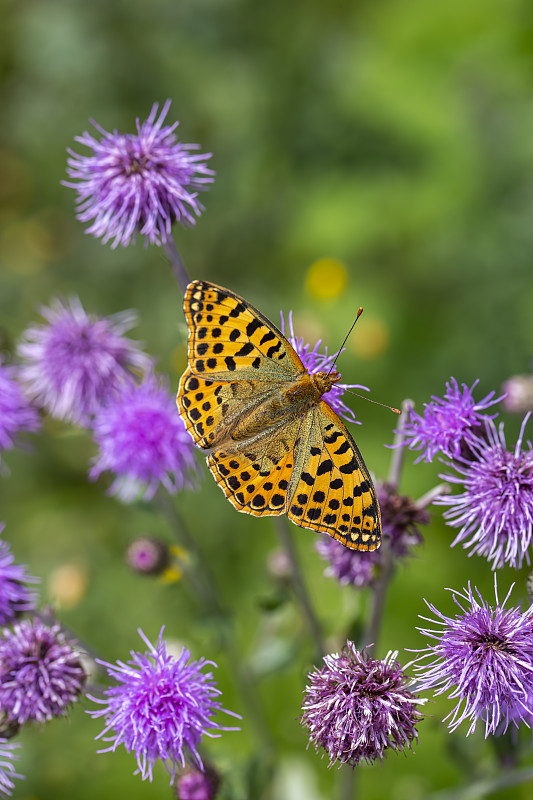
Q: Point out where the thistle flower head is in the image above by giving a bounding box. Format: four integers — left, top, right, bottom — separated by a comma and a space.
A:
0, 360, 40, 461
400, 378, 502, 463
0, 525, 38, 624
126, 536, 170, 576
281, 311, 367, 424
413, 579, 533, 736
64, 100, 214, 247
0, 619, 86, 724
315, 537, 379, 588
301, 643, 425, 767
175, 765, 220, 800
436, 414, 533, 570
17, 297, 151, 426
0, 740, 22, 797
377, 482, 427, 557
88, 628, 239, 783
316, 485, 425, 587
90, 373, 199, 501
502, 374, 533, 415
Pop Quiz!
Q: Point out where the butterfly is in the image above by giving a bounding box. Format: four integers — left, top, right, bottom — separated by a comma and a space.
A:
177, 280, 381, 551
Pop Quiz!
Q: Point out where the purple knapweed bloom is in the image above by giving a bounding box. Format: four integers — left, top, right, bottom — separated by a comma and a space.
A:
400, 378, 502, 463
315, 537, 379, 588
64, 100, 214, 248
0, 619, 86, 724
413, 579, 533, 737
377, 482, 427, 557
281, 311, 367, 424
0, 360, 39, 463
301, 643, 425, 767
175, 765, 220, 800
17, 297, 151, 426
502, 374, 533, 415
0, 524, 38, 624
436, 414, 533, 570
0, 740, 23, 797
90, 374, 199, 502
315, 484, 426, 587
88, 628, 239, 783
126, 536, 170, 576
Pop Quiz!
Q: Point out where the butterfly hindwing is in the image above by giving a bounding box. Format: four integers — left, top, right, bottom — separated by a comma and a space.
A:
287, 403, 381, 551
178, 369, 284, 449
207, 416, 304, 515
183, 280, 304, 382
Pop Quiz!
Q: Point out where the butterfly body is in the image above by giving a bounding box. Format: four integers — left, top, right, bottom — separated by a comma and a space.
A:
177, 280, 381, 551
228, 371, 340, 444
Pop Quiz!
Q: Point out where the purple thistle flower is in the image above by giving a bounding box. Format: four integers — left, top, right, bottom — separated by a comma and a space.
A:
175, 765, 220, 800
301, 643, 425, 767
0, 740, 23, 797
0, 619, 86, 724
0, 360, 40, 462
64, 100, 214, 248
436, 414, 533, 570
315, 484, 425, 587
377, 482, 427, 557
281, 311, 368, 424
126, 536, 171, 576
400, 378, 502, 463
90, 374, 199, 502
315, 537, 379, 588
413, 579, 533, 737
502, 374, 533, 415
0, 524, 38, 625
87, 628, 239, 783
17, 297, 151, 426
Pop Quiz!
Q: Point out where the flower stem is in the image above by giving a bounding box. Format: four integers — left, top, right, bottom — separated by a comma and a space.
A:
423, 765, 533, 800
388, 399, 413, 488
360, 537, 394, 650
155, 492, 274, 754
164, 235, 190, 293
155, 491, 222, 615
275, 517, 326, 660
416, 483, 450, 509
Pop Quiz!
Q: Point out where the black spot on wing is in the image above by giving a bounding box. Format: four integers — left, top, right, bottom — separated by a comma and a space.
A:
235, 342, 254, 357
246, 318, 261, 336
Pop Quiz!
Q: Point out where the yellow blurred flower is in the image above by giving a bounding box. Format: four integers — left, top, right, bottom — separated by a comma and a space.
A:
348, 316, 389, 359
48, 563, 89, 609
306, 258, 347, 300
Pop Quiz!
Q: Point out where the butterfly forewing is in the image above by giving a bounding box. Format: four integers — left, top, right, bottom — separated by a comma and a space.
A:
183, 281, 303, 382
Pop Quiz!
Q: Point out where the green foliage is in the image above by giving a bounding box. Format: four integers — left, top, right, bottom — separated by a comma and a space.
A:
1, 0, 532, 797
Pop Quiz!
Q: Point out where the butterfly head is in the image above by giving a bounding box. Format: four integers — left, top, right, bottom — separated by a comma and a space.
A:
312, 371, 342, 396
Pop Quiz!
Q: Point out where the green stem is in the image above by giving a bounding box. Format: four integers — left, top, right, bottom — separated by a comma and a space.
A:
155, 492, 274, 754
164, 235, 190, 294
424, 765, 533, 800
387, 399, 413, 489
360, 537, 393, 651
275, 517, 326, 660
416, 483, 450, 509
155, 491, 222, 614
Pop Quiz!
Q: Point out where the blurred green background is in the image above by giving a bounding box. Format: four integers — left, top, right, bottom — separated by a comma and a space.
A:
1, 0, 533, 798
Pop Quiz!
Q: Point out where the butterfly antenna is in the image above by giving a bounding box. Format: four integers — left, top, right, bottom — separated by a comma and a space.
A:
327, 307, 400, 415
345, 389, 401, 415
326, 307, 364, 377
